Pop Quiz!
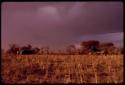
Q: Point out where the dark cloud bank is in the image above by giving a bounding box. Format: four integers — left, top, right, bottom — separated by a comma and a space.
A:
2, 2, 123, 50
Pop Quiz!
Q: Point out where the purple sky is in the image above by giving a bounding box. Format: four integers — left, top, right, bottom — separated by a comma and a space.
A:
2, 2, 123, 50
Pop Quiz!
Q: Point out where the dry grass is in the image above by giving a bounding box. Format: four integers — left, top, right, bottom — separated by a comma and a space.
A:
1, 54, 123, 84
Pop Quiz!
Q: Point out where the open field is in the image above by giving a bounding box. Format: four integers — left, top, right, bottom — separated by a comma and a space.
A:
1, 54, 123, 84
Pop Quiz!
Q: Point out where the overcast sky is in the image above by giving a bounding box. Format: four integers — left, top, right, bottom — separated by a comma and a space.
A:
2, 2, 123, 50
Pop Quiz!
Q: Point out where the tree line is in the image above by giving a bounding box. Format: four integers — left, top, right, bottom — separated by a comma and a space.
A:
4, 40, 123, 55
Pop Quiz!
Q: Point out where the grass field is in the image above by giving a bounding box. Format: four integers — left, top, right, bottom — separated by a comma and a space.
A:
1, 54, 123, 84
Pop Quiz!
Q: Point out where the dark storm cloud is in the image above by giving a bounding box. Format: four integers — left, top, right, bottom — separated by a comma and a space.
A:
2, 2, 123, 50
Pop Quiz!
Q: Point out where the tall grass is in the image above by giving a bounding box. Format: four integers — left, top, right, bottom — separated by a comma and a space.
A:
1, 54, 123, 84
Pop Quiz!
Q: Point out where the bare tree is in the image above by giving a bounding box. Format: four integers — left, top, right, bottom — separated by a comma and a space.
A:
40, 46, 50, 54
66, 44, 76, 55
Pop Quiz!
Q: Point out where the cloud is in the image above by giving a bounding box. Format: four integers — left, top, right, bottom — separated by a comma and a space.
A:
37, 6, 61, 22
2, 2, 123, 50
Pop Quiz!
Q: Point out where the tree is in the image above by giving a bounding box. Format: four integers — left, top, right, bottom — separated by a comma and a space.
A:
80, 40, 100, 54
40, 46, 50, 54
66, 44, 76, 55
99, 42, 114, 54
121, 47, 124, 54
7, 43, 20, 55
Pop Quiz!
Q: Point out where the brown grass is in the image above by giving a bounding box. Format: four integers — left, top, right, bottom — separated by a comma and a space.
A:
1, 54, 123, 84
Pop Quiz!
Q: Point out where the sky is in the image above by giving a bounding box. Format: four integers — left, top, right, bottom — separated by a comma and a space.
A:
1, 2, 123, 50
